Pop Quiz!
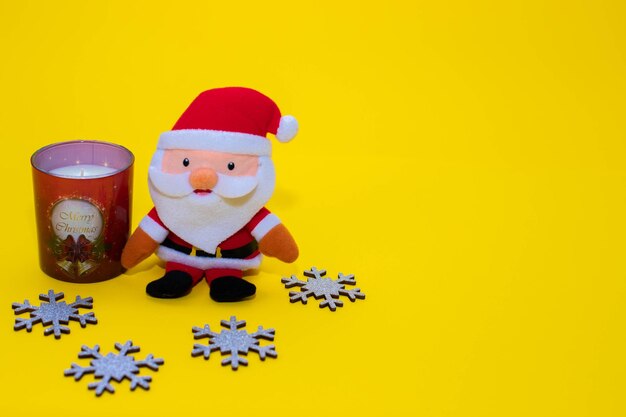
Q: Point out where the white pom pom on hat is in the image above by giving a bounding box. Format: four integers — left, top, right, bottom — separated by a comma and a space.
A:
275, 115, 299, 143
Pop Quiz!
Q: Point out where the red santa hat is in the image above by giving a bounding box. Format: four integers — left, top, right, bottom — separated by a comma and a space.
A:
157, 87, 298, 156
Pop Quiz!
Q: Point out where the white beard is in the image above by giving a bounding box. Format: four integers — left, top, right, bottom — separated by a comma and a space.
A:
148, 155, 275, 253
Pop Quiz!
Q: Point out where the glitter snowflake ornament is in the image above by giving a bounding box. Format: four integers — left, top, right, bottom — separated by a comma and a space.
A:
192, 316, 277, 370
64, 341, 164, 396
281, 266, 366, 311
12, 289, 97, 338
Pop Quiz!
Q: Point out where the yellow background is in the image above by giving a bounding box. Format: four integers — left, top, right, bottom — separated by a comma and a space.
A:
1, 1, 625, 415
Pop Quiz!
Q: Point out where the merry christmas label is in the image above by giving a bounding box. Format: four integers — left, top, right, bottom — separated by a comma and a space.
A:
49, 198, 105, 277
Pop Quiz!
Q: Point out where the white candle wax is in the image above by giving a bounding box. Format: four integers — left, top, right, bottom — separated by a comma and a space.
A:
48, 164, 117, 178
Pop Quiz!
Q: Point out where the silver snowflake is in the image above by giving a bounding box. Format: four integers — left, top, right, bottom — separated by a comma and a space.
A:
281, 266, 366, 311
12, 289, 97, 338
64, 341, 164, 396
192, 316, 277, 370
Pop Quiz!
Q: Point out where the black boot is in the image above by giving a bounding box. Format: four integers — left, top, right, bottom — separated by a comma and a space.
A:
146, 270, 194, 299
210, 276, 256, 302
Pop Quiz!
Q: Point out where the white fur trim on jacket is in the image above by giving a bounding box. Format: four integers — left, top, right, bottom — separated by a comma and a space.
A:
251, 213, 281, 241
156, 246, 263, 270
158, 129, 271, 156
139, 215, 169, 242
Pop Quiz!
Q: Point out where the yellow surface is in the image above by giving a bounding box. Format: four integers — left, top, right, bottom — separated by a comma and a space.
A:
1, 1, 625, 415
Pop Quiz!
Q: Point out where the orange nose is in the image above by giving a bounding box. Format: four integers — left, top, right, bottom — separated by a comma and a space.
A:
189, 168, 218, 190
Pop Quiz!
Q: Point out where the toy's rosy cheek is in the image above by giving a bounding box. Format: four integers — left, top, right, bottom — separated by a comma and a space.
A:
216, 155, 259, 176
161, 151, 189, 174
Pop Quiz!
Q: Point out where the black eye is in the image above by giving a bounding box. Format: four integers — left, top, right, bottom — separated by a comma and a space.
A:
183, 158, 190, 167
227, 162, 235, 171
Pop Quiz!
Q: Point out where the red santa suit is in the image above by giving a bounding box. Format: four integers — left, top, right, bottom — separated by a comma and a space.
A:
137, 206, 281, 283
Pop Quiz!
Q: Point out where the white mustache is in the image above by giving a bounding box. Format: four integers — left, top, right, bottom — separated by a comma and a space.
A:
148, 167, 258, 199
149, 167, 193, 197
213, 175, 258, 198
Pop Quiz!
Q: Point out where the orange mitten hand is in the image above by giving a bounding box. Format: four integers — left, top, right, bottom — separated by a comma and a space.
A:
121, 228, 160, 269
258, 224, 299, 263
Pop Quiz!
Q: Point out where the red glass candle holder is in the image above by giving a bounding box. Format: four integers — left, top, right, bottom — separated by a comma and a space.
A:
31, 141, 134, 283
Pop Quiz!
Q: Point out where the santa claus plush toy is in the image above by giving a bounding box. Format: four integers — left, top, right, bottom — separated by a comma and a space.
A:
121, 87, 299, 302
